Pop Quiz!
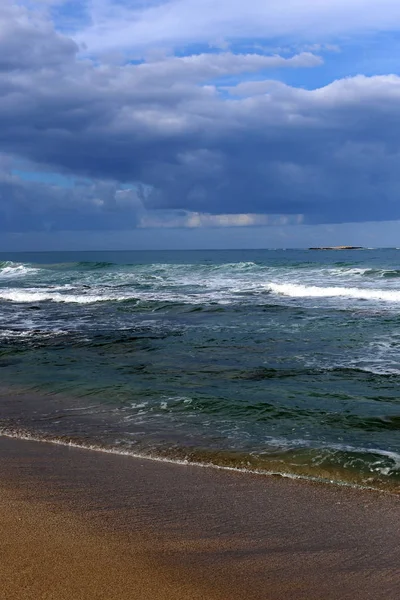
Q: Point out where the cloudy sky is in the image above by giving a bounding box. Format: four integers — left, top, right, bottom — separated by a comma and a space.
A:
2, 0, 400, 249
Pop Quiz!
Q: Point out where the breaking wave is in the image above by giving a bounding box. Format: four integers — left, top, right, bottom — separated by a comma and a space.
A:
0, 261, 38, 279
268, 282, 400, 302
0, 289, 115, 304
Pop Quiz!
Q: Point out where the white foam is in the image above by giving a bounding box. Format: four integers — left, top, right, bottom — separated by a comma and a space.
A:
0, 285, 241, 306
0, 289, 118, 304
0, 264, 37, 278
344, 336, 400, 375
347, 363, 400, 376
326, 267, 371, 277
2, 260, 400, 309
0, 328, 68, 340
327, 443, 400, 474
268, 282, 400, 302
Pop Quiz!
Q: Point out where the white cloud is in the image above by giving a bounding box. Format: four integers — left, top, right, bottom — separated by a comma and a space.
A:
74, 0, 400, 55
0, 2, 77, 70
138, 211, 303, 228
132, 51, 322, 84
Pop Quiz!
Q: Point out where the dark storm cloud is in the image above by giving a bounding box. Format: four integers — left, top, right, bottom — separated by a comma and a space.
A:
0, 169, 141, 231
2, 2, 400, 231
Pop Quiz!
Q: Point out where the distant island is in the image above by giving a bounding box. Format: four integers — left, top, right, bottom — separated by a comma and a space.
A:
308, 246, 364, 250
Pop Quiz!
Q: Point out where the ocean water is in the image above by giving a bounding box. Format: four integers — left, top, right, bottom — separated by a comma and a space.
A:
0, 248, 399, 491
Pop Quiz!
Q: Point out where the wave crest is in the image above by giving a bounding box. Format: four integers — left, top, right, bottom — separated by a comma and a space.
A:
0, 261, 37, 278
269, 282, 400, 302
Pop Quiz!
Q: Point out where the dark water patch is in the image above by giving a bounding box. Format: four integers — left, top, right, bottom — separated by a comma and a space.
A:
0, 357, 21, 367
157, 394, 342, 424
382, 270, 400, 278
115, 298, 141, 307
258, 303, 307, 314
116, 363, 151, 375
76, 261, 115, 270
329, 367, 400, 380
117, 299, 188, 312
308, 411, 400, 432
187, 305, 227, 313
0, 331, 86, 351
116, 299, 231, 314
359, 268, 400, 278
358, 415, 400, 431
152, 302, 189, 313
88, 333, 173, 349
235, 367, 316, 380
38, 261, 117, 271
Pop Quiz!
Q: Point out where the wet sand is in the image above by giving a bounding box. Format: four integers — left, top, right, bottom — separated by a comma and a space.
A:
0, 436, 399, 599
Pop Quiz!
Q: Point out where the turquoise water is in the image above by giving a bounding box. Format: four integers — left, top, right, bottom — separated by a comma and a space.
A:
0, 249, 399, 490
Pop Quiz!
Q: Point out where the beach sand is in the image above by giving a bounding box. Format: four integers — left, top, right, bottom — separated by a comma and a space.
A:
0, 436, 399, 599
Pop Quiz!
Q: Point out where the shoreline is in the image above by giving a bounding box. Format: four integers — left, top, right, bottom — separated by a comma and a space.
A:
0, 435, 399, 599
1, 427, 398, 495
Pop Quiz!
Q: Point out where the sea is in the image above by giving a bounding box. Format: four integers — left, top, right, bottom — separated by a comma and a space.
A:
0, 248, 399, 492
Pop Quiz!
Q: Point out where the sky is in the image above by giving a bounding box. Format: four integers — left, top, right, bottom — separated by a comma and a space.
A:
2, 0, 400, 249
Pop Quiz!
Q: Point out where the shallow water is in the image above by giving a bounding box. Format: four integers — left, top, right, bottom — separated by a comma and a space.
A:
0, 248, 399, 490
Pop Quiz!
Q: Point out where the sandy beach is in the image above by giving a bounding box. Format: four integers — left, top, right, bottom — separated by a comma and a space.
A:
0, 436, 399, 599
